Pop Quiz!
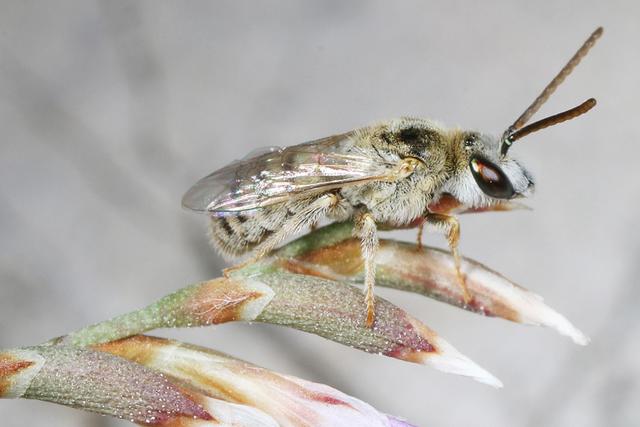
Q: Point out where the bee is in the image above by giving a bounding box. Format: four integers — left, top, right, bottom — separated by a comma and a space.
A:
183, 28, 602, 327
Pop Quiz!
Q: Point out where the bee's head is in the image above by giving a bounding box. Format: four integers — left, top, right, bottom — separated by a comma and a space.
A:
443, 27, 602, 209
441, 95, 597, 207
440, 131, 534, 207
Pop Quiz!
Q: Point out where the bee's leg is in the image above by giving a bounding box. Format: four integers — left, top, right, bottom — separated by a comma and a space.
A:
416, 221, 425, 251
354, 212, 379, 327
252, 193, 340, 258
424, 213, 472, 303
224, 195, 340, 277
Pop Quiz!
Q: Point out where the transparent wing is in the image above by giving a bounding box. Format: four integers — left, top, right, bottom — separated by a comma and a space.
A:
182, 131, 398, 213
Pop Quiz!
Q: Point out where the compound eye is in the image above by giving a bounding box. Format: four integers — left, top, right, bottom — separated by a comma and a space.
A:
469, 156, 515, 199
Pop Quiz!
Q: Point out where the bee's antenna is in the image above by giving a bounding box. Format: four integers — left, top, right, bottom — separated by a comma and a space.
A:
501, 27, 603, 155
500, 98, 596, 155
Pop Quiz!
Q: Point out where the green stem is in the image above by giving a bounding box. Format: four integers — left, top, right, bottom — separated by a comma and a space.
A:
63, 283, 197, 347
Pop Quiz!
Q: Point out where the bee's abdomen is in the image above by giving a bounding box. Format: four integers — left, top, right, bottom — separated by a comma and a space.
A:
208, 207, 285, 260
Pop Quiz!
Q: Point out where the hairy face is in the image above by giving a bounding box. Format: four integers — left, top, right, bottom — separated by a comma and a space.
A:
440, 132, 535, 207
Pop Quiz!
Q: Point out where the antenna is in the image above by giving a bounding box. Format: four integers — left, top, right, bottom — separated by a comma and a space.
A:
500, 27, 603, 155
501, 98, 596, 155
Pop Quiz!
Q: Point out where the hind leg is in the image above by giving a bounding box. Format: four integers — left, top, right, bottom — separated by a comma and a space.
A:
416, 220, 425, 251
354, 211, 378, 327
224, 194, 341, 276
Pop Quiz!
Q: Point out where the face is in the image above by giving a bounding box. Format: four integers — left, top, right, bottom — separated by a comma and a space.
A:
440, 132, 535, 207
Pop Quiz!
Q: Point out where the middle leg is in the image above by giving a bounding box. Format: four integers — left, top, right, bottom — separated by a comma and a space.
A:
424, 213, 472, 303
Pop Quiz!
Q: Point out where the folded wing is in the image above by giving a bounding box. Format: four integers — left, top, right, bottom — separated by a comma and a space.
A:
182, 131, 398, 213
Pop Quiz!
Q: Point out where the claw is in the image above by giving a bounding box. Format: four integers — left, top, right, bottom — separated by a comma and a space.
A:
222, 267, 235, 278
223, 257, 256, 278
365, 300, 375, 327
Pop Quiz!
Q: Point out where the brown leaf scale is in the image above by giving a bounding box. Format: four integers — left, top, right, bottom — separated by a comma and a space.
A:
190, 284, 264, 324
291, 239, 364, 276
94, 335, 160, 366
0, 356, 33, 396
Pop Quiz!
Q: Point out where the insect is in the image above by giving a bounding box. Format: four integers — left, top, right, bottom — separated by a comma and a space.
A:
183, 28, 602, 327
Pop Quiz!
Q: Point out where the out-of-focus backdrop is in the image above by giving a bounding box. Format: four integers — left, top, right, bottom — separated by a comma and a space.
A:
1, 1, 638, 426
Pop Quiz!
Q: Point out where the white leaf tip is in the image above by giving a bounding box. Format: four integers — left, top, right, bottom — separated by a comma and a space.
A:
420, 336, 503, 388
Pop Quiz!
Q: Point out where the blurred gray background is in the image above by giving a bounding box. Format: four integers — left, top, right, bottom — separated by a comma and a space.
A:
1, 1, 638, 426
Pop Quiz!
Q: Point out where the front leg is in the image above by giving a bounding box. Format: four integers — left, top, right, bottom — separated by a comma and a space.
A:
354, 212, 379, 327
424, 213, 472, 304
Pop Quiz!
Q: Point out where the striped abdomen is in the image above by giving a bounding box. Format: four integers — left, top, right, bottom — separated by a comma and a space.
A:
208, 203, 291, 260
209, 193, 353, 261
